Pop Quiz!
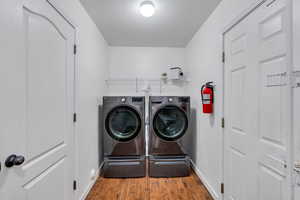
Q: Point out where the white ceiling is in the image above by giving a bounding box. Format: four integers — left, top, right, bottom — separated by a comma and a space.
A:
80, 0, 222, 47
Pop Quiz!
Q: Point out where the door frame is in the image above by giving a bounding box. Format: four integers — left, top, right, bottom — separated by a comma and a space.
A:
45, 1, 79, 199
221, 0, 294, 199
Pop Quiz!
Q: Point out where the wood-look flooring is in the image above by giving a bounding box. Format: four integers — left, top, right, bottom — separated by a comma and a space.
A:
85, 170, 213, 200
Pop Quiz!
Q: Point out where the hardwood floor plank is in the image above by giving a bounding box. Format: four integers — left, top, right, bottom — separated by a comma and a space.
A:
124, 177, 148, 200
176, 177, 195, 200
85, 170, 213, 200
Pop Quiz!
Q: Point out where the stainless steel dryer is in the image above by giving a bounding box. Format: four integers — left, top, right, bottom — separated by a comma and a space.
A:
102, 96, 146, 178
149, 96, 191, 177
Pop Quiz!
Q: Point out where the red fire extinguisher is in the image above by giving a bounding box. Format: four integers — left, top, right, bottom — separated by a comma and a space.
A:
201, 82, 214, 114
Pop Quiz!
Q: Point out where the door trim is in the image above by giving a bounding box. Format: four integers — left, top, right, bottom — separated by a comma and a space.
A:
221, 0, 293, 199
222, 0, 268, 34
46, 0, 77, 29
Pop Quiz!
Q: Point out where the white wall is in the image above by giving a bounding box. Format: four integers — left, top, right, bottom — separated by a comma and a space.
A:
107, 47, 187, 96
47, 1, 108, 199
185, 0, 261, 199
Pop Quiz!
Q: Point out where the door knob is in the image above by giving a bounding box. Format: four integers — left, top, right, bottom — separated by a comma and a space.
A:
5, 154, 25, 168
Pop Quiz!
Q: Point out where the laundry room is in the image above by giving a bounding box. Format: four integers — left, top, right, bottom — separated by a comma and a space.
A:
1, 0, 300, 200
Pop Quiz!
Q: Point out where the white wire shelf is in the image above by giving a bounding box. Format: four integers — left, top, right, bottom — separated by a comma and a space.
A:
105, 77, 189, 94
105, 78, 189, 83
105, 78, 161, 83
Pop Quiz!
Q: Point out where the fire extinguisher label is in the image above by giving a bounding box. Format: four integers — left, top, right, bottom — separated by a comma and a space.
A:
203, 94, 211, 104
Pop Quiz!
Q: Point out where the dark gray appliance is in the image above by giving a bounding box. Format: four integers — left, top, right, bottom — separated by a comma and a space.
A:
149, 96, 191, 177
102, 96, 146, 178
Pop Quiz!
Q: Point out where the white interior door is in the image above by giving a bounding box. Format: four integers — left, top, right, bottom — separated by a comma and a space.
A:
292, 0, 300, 198
224, 0, 292, 199
0, 0, 75, 199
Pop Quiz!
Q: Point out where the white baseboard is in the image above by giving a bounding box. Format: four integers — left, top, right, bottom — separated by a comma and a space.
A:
80, 162, 104, 200
190, 160, 220, 200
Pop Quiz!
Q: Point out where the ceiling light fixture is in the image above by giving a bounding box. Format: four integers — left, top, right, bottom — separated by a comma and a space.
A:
139, 1, 155, 18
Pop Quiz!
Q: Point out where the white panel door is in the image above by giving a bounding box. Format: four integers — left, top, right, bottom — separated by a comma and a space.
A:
293, 87, 300, 199
292, 0, 300, 198
224, 0, 291, 199
224, 10, 257, 200
0, 0, 75, 200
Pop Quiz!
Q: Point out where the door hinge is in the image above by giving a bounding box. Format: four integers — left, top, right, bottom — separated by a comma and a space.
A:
73, 44, 77, 55
221, 118, 225, 128
222, 52, 225, 63
293, 162, 300, 187
221, 183, 224, 194
73, 180, 77, 191
73, 113, 77, 123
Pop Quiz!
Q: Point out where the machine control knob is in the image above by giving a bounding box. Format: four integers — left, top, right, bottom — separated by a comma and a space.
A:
121, 98, 126, 103
168, 98, 173, 102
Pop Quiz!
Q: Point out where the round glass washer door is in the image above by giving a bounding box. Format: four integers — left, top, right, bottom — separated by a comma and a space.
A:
105, 106, 141, 142
153, 105, 188, 141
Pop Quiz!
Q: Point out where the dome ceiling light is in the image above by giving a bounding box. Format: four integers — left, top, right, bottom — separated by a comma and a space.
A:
139, 1, 155, 18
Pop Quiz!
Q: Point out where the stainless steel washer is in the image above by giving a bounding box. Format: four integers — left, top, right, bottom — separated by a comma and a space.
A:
102, 96, 146, 178
149, 96, 191, 177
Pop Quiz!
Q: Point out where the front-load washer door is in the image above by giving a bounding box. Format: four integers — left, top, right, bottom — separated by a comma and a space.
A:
105, 105, 142, 142
153, 105, 188, 141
